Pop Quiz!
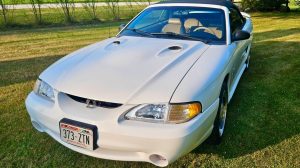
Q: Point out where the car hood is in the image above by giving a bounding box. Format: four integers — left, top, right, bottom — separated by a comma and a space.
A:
40, 36, 209, 104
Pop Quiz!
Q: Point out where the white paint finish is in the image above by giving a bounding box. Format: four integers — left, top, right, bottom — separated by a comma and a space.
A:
170, 45, 231, 109
26, 92, 219, 166
241, 12, 251, 18
227, 17, 253, 101
244, 17, 254, 35
40, 36, 209, 104
228, 64, 246, 101
26, 3, 253, 167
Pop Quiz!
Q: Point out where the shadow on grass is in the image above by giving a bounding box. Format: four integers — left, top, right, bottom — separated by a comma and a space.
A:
0, 55, 62, 87
251, 10, 300, 19
0, 20, 127, 34
254, 28, 300, 42
191, 28, 300, 159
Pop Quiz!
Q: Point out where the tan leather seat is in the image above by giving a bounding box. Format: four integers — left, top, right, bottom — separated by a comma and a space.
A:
184, 18, 223, 39
184, 18, 201, 33
162, 18, 183, 34
208, 27, 223, 39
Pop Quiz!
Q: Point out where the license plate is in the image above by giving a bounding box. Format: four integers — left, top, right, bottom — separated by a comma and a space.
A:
59, 118, 98, 150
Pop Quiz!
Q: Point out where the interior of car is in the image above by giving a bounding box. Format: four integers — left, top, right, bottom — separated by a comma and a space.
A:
124, 7, 226, 42
161, 17, 223, 39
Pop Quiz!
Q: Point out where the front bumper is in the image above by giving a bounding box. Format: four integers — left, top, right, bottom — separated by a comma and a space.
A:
25, 92, 219, 167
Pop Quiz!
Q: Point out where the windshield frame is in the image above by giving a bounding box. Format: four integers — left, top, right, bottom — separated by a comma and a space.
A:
117, 4, 230, 45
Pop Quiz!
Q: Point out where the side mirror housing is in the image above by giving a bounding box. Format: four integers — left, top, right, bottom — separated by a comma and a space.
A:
119, 24, 126, 31
232, 30, 251, 42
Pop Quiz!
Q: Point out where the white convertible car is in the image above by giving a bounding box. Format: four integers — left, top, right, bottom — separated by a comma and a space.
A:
25, 0, 253, 167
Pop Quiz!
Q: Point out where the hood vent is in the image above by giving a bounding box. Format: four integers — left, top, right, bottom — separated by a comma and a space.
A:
157, 45, 184, 57
113, 41, 121, 45
66, 94, 122, 108
168, 45, 182, 50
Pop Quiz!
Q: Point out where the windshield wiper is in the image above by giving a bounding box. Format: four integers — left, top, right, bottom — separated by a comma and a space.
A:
124, 28, 155, 37
151, 32, 210, 44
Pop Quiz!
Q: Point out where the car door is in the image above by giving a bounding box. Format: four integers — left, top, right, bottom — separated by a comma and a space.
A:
228, 8, 247, 86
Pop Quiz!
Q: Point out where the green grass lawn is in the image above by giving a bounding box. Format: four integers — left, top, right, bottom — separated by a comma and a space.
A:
0, 11, 300, 167
3, 0, 155, 5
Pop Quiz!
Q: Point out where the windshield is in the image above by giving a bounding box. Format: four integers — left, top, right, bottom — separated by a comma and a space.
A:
119, 6, 226, 43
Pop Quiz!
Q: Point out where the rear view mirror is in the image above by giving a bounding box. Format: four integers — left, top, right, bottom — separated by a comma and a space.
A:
232, 30, 250, 42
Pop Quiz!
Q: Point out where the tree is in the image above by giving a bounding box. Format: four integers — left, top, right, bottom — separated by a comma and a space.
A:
83, 0, 98, 21
145, 0, 151, 5
125, 0, 133, 17
105, 0, 120, 21
0, 0, 8, 25
30, 0, 43, 24
57, 0, 75, 23
1, 0, 18, 26
241, 0, 290, 12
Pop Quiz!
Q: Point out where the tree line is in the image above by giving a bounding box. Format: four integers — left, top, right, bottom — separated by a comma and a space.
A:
240, 0, 295, 12
0, 0, 150, 27
1, 0, 299, 28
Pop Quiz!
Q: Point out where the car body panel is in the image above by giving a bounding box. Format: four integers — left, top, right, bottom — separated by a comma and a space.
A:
26, 2, 253, 167
40, 36, 209, 104
171, 18, 253, 108
26, 91, 219, 166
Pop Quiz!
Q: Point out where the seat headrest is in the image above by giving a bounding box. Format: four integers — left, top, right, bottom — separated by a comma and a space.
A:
168, 18, 181, 24
184, 18, 202, 28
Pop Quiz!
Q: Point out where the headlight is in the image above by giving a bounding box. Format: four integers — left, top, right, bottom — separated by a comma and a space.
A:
125, 102, 201, 124
33, 79, 55, 101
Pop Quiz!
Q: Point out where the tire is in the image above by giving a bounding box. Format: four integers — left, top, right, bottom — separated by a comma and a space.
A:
211, 82, 228, 145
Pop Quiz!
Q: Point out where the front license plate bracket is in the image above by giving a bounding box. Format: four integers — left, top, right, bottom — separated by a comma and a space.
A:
59, 118, 98, 150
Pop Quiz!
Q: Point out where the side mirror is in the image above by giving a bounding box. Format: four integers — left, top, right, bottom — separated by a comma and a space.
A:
119, 24, 126, 31
232, 30, 250, 42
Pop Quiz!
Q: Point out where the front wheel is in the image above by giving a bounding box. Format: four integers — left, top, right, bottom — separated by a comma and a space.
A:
211, 82, 228, 144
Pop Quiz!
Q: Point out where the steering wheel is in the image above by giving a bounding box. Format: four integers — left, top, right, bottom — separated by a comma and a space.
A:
192, 26, 216, 36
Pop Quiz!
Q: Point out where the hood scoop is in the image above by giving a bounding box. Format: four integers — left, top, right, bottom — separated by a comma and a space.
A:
104, 39, 127, 50
168, 45, 182, 50
112, 40, 121, 45
157, 45, 184, 57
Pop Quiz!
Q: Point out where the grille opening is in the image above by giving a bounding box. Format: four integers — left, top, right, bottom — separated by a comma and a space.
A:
66, 94, 122, 108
